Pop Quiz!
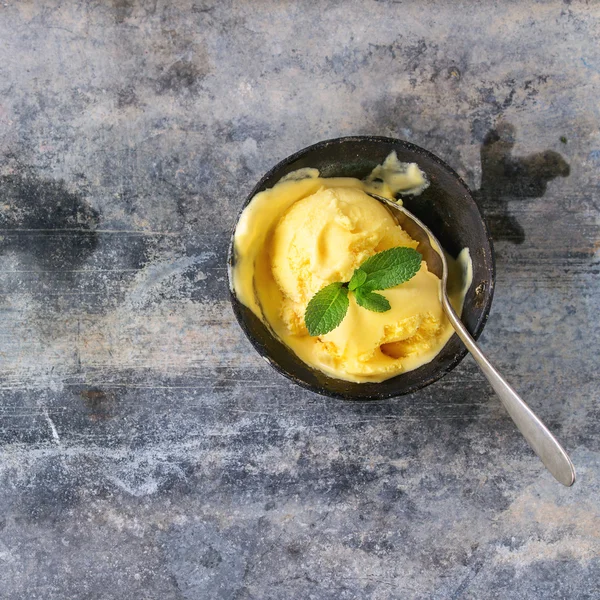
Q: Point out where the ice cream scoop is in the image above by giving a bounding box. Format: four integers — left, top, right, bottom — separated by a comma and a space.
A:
367, 191, 576, 487
234, 178, 471, 383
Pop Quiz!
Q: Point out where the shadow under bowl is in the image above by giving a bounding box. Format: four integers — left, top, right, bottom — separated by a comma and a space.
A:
228, 136, 496, 400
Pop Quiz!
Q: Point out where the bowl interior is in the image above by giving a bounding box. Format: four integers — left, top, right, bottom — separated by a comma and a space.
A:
229, 136, 495, 400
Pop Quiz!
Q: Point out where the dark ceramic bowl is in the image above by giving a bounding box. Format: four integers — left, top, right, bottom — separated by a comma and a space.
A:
228, 136, 495, 400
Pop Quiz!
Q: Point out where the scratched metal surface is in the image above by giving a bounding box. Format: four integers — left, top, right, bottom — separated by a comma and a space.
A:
0, 1, 599, 598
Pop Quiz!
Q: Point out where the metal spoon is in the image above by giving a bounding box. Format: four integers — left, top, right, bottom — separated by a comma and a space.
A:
368, 192, 576, 487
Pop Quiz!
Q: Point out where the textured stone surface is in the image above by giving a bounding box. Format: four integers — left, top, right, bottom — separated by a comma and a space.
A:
1, 1, 599, 598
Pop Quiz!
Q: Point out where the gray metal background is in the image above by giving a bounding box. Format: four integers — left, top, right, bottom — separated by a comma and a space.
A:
0, 1, 598, 598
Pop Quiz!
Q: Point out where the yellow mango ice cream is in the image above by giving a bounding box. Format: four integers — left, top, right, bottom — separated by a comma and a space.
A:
232, 153, 472, 383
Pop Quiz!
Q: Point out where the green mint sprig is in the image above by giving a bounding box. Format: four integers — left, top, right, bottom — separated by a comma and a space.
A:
304, 247, 422, 336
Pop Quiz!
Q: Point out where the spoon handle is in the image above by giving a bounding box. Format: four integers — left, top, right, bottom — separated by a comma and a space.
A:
442, 298, 576, 487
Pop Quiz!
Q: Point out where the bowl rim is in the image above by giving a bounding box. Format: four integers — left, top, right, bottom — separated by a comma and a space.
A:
227, 135, 496, 400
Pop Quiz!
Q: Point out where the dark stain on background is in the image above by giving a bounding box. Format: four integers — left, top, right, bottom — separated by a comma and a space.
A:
0, 161, 100, 269
110, 0, 135, 24
80, 388, 117, 421
116, 85, 139, 108
154, 60, 207, 95
474, 122, 570, 244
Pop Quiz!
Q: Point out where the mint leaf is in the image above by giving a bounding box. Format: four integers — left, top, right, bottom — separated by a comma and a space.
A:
304, 247, 422, 336
354, 288, 391, 312
304, 282, 349, 336
359, 247, 422, 291
348, 268, 367, 291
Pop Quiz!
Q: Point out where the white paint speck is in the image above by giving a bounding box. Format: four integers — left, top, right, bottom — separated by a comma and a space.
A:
43, 409, 61, 446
